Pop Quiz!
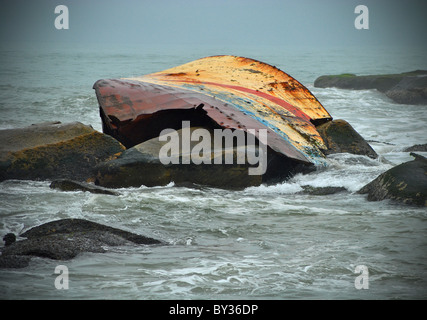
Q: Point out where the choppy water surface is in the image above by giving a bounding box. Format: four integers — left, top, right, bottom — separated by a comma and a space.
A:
0, 43, 426, 299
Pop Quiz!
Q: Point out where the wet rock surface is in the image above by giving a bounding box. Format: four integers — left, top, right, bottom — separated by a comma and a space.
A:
316, 119, 378, 159
358, 153, 427, 207
403, 144, 427, 152
0, 122, 125, 182
299, 185, 348, 195
0, 219, 163, 268
314, 70, 427, 105
95, 127, 264, 189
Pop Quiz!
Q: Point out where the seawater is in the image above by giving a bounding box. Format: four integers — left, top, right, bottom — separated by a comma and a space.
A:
0, 42, 426, 299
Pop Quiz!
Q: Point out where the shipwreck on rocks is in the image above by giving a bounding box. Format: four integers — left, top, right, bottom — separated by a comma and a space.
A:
0, 55, 378, 189
93, 55, 341, 187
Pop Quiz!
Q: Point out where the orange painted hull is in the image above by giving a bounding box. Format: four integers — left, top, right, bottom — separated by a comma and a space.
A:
94, 55, 332, 166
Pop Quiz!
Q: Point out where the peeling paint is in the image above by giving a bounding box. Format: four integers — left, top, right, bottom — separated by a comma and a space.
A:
94, 55, 332, 166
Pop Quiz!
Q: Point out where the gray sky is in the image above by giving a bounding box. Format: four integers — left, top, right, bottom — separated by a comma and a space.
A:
1, 0, 426, 48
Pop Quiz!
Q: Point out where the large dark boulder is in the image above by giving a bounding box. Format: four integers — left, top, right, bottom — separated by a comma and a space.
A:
0, 219, 163, 268
358, 153, 427, 207
316, 119, 378, 159
385, 75, 427, 105
314, 70, 427, 105
94, 127, 265, 189
0, 122, 125, 182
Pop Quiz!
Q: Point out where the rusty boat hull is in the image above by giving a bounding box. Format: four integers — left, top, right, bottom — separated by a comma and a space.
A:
93, 55, 333, 178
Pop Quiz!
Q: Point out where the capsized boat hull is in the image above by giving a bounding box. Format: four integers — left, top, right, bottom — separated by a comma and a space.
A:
93, 55, 332, 168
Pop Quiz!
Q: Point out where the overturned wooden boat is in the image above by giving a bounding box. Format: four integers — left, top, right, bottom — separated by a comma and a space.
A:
93, 55, 332, 180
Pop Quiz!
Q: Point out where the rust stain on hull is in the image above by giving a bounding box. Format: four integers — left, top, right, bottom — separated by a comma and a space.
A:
94, 55, 332, 166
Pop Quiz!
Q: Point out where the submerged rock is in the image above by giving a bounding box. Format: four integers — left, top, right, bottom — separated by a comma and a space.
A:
0, 122, 125, 182
299, 185, 348, 195
403, 144, 427, 152
316, 119, 378, 159
0, 218, 162, 268
314, 70, 427, 105
358, 153, 427, 207
50, 179, 119, 196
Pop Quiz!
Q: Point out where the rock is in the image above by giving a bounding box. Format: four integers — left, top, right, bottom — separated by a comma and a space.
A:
385, 75, 427, 105
0, 122, 125, 182
3, 233, 16, 246
314, 70, 427, 105
403, 144, 427, 152
314, 73, 401, 91
315, 119, 378, 159
358, 153, 427, 206
0, 255, 31, 269
299, 185, 348, 195
94, 127, 266, 189
0, 218, 163, 268
18, 218, 162, 245
50, 179, 119, 196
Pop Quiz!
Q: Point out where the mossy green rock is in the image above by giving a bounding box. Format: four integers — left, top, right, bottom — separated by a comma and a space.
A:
358, 153, 427, 206
0, 122, 125, 182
